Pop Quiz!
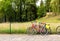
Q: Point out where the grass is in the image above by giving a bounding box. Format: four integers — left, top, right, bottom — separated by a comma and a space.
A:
0, 15, 60, 34
11, 27, 27, 34
0, 29, 10, 34
0, 23, 60, 34
36, 15, 60, 23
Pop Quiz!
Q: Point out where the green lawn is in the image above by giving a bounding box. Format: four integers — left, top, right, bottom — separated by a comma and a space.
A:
36, 15, 60, 23
0, 23, 60, 34
0, 15, 60, 34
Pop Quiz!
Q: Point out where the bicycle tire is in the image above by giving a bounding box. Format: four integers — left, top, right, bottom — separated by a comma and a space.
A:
26, 27, 37, 34
56, 26, 60, 34
40, 28, 48, 35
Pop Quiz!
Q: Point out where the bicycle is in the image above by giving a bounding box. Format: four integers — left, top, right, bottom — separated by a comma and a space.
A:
26, 22, 51, 35
39, 23, 51, 34
56, 26, 60, 34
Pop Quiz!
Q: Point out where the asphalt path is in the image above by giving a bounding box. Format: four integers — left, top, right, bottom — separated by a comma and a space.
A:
0, 34, 60, 41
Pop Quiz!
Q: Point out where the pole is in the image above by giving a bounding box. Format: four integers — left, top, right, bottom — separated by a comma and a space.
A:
10, 16, 12, 34
10, 22, 11, 34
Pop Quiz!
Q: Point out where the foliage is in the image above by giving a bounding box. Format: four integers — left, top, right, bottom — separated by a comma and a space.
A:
37, 0, 46, 18
0, 0, 38, 22
45, 0, 51, 12
50, 0, 60, 15
0, 0, 60, 22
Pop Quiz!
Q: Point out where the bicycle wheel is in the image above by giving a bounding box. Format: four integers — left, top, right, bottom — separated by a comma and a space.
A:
40, 28, 48, 35
26, 27, 37, 34
56, 26, 60, 34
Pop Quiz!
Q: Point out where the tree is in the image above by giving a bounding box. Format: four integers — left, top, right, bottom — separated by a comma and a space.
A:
0, 0, 38, 22
37, 0, 46, 18
50, 0, 60, 15
21, 0, 38, 21
45, 0, 51, 12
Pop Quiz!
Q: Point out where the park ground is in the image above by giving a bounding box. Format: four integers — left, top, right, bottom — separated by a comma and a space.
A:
0, 14, 60, 41
0, 34, 60, 41
0, 15, 60, 34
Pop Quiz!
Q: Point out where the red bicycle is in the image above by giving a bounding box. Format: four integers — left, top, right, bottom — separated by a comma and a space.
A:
26, 22, 51, 35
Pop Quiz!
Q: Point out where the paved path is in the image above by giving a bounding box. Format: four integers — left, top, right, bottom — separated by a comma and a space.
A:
0, 34, 60, 41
